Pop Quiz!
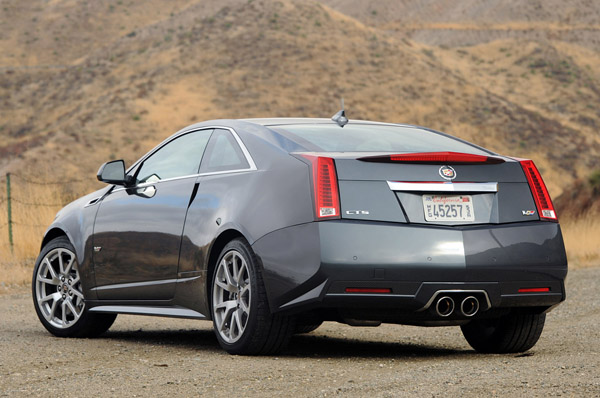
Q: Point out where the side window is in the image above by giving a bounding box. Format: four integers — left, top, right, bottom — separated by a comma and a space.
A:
199, 129, 250, 173
135, 129, 212, 184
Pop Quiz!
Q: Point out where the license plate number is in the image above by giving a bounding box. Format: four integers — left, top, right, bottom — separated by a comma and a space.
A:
422, 195, 475, 222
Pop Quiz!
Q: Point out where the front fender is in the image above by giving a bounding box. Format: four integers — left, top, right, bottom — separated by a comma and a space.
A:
40, 187, 108, 300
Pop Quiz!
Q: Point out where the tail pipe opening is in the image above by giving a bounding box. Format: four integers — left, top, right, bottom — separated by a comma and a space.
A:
435, 296, 455, 317
460, 296, 480, 317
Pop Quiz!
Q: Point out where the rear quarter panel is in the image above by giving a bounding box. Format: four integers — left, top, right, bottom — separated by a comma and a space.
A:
177, 130, 314, 313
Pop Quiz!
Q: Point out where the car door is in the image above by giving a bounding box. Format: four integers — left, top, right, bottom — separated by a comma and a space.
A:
92, 129, 213, 300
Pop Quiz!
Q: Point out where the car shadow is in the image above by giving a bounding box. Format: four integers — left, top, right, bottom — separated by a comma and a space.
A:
101, 328, 473, 359
286, 334, 471, 359
103, 329, 222, 352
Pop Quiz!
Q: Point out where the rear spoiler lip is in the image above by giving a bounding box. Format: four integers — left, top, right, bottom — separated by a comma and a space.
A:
291, 151, 510, 163
357, 152, 506, 164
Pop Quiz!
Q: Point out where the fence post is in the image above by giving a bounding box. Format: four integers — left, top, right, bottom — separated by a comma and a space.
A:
6, 173, 13, 253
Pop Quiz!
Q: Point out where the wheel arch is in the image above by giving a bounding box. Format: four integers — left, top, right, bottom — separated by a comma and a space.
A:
206, 229, 247, 310
41, 227, 70, 250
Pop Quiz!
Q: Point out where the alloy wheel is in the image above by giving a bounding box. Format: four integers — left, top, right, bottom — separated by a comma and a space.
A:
212, 250, 251, 344
34, 248, 85, 329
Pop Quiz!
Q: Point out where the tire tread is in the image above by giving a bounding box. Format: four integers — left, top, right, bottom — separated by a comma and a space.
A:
461, 311, 546, 354
211, 238, 294, 355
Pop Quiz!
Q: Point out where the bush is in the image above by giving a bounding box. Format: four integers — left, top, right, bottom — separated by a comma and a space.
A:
589, 170, 600, 194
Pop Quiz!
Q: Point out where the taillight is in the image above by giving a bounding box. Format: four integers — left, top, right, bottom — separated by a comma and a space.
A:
519, 159, 557, 221
300, 155, 340, 219
358, 151, 505, 164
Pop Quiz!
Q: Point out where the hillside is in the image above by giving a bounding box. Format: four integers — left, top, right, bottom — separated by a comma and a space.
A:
321, 0, 600, 50
1, 0, 599, 198
1, 0, 599, 274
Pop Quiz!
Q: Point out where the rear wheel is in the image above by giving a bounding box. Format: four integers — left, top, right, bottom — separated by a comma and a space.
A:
211, 238, 295, 355
32, 236, 116, 338
461, 311, 546, 353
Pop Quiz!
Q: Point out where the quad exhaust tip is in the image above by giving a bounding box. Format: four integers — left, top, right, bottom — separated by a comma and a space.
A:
460, 296, 479, 317
435, 296, 455, 317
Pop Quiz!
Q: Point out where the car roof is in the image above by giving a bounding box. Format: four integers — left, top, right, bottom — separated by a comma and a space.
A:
176, 118, 424, 135
240, 118, 417, 128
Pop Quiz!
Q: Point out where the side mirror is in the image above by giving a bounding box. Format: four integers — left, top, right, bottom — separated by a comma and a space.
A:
97, 160, 127, 185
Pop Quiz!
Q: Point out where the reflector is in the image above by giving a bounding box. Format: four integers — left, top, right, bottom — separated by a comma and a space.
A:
518, 287, 551, 293
345, 288, 392, 293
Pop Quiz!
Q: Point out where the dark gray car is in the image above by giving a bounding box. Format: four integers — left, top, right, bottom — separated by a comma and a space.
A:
32, 118, 567, 355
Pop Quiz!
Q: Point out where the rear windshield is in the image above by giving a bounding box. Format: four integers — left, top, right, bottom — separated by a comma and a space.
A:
272, 124, 491, 155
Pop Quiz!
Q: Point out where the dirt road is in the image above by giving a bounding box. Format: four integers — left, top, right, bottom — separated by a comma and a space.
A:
1, 267, 599, 397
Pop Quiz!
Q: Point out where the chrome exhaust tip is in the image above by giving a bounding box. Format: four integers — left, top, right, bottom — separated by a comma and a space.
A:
460, 296, 479, 317
435, 296, 455, 317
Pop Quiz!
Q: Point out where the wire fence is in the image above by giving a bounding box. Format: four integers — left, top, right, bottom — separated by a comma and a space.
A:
10, 197, 66, 207
0, 173, 84, 251
9, 173, 86, 185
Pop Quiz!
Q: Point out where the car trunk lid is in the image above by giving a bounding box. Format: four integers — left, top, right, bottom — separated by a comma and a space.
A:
328, 152, 546, 225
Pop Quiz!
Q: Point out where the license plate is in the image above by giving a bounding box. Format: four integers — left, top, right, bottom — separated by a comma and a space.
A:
422, 195, 475, 222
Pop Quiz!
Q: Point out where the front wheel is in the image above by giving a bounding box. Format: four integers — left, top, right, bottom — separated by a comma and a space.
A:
461, 310, 546, 353
211, 238, 295, 355
32, 236, 116, 338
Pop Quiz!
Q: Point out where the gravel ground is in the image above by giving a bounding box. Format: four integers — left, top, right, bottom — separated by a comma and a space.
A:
1, 267, 599, 397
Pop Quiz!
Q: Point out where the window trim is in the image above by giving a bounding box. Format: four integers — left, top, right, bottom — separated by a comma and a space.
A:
134, 129, 212, 185
113, 126, 257, 192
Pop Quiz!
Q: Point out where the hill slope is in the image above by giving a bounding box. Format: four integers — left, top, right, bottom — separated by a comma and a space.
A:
1, 0, 599, 269
321, 0, 600, 50
1, 0, 599, 197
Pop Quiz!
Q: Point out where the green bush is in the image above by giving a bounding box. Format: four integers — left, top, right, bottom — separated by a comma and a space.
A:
589, 170, 600, 193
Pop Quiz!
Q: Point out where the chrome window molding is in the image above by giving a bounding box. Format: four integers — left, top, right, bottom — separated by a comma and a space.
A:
112, 167, 256, 193
111, 126, 257, 193
227, 127, 257, 171
126, 126, 257, 174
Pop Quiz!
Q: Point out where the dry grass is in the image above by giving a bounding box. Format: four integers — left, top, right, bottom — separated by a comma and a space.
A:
561, 211, 600, 269
0, 173, 78, 291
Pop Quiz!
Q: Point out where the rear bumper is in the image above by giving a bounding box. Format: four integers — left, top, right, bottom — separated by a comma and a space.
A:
252, 220, 567, 318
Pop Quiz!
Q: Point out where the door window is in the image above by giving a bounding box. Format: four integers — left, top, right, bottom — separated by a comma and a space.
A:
136, 129, 212, 184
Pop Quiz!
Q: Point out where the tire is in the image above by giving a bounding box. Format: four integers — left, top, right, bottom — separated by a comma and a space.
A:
461, 310, 546, 353
294, 321, 323, 334
211, 238, 295, 355
32, 236, 116, 338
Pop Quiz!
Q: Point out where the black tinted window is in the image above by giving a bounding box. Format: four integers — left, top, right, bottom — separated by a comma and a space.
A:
273, 124, 490, 154
136, 129, 212, 184
200, 129, 250, 173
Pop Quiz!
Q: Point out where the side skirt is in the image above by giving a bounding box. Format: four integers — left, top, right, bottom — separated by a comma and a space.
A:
88, 305, 207, 319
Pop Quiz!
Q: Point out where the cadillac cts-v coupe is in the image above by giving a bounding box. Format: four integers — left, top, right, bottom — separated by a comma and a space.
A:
32, 117, 567, 355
